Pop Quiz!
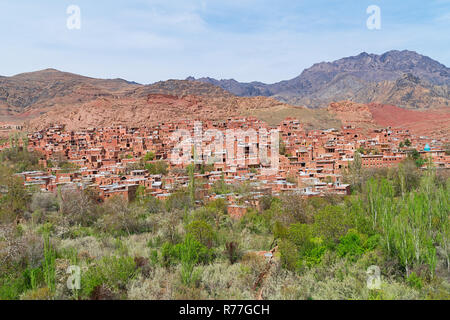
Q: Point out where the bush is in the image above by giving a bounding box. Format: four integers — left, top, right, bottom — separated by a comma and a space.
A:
279, 193, 310, 224
279, 239, 297, 272
165, 190, 193, 211
406, 272, 423, 290
99, 197, 149, 236
59, 188, 98, 227
145, 161, 168, 175
337, 230, 365, 261
239, 210, 270, 234
20, 287, 52, 300
313, 205, 351, 244
178, 235, 207, 286
0, 147, 41, 172
127, 268, 175, 300
0, 175, 30, 222
30, 192, 59, 214
0, 272, 29, 300
186, 220, 215, 248
81, 256, 137, 299
225, 241, 241, 264
302, 238, 327, 268
200, 262, 253, 299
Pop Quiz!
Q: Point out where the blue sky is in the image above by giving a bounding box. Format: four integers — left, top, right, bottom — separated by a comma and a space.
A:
0, 0, 449, 83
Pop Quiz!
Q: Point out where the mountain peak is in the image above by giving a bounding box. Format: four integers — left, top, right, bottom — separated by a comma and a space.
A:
190, 50, 450, 108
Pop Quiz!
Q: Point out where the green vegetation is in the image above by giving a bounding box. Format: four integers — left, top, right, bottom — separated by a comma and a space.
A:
0, 145, 41, 173
145, 161, 168, 175
279, 138, 287, 156
142, 151, 155, 162
404, 139, 412, 147
0, 145, 449, 300
407, 148, 426, 168
445, 143, 450, 156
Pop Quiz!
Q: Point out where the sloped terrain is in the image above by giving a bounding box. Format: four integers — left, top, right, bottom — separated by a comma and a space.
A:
191, 50, 450, 109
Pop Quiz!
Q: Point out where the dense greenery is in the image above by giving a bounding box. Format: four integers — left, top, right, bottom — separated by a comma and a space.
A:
0, 146, 449, 300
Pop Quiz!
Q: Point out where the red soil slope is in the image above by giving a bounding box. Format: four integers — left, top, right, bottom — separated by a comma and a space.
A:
368, 103, 450, 139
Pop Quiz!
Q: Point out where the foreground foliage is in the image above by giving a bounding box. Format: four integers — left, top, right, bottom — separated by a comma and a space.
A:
0, 147, 449, 300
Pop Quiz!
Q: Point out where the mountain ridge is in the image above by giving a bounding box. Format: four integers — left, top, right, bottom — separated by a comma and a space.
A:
189, 50, 450, 108
0, 49, 449, 139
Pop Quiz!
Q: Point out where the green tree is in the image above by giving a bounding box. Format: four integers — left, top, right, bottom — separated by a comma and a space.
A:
404, 139, 412, 147
145, 161, 168, 175
279, 138, 286, 156
313, 205, 351, 244
142, 151, 155, 162
407, 149, 425, 168
0, 175, 30, 222
278, 239, 298, 271
187, 164, 196, 204
345, 151, 363, 192
186, 219, 215, 248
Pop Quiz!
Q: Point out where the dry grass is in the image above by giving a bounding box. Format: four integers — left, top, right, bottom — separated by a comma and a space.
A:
243, 105, 341, 129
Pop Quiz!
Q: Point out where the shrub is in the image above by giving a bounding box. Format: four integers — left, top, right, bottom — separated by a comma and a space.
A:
279, 193, 310, 224
30, 193, 59, 214
406, 272, 423, 290
127, 268, 175, 300
313, 205, 351, 244
20, 287, 52, 300
145, 161, 168, 175
200, 262, 253, 299
239, 210, 270, 234
59, 188, 98, 227
302, 238, 327, 267
337, 230, 365, 261
160, 242, 178, 268
178, 235, 205, 286
42, 235, 56, 294
1, 224, 43, 269
0, 272, 29, 300
165, 190, 193, 211
0, 175, 30, 223
186, 219, 215, 248
279, 239, 297, 272
81, 256, 137, 299
99, 197, 149, 236
149, 250, 159, 266
225, 241, 241, 264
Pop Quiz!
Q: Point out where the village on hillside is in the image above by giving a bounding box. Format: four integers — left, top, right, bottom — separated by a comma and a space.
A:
1, 117, 449, 218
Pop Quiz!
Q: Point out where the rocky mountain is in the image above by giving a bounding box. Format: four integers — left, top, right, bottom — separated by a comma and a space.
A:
1, 50, 449, 139
186, 77, 271, 97
0, 69, 295, 130
0, 68, 139, 109
189, 50, 450, 109
0, 69, 241, 123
